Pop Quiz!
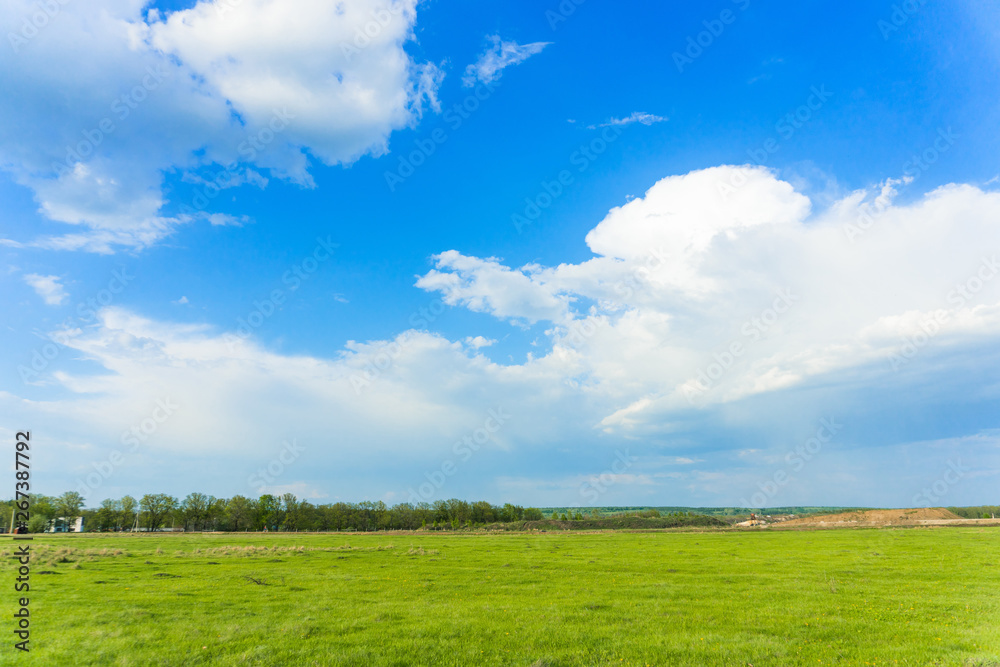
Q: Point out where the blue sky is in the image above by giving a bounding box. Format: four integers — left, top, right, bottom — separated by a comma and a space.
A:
1, 0, 999, 508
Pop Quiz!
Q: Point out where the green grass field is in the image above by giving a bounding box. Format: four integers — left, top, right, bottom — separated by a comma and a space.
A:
3, 527, 999, 666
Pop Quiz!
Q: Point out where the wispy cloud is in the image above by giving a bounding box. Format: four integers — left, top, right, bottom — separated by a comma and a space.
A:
23, 273, 68, 306
587, 112, 667, 129
462, 35, 550, 87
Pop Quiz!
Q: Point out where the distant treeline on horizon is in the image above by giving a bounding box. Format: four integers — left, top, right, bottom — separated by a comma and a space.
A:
5, 493, 995, 533
3, 492, 548, 533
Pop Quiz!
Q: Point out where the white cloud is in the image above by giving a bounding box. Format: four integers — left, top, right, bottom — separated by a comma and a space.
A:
0, 0, 439, 252
415, 166, 1000, 434
23, 273, 68, 306
10, 166, 1000, 506
464, 336, 496, 349
415, 250, 573, 324
587, 112, 668, 129
462, 35, 550, 87
5, 304, 603, 500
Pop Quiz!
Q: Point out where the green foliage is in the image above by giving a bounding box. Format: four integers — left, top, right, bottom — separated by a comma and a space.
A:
139, 493, 178, 531
523, 507, 543, 521
56, 491, 86, 523
14, 495, 996, 536
26, 515, 48, 533
947, 506, 1000, 519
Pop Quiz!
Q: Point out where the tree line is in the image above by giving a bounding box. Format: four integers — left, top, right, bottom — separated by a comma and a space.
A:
2, 492, 544, 533
1, 492, 86, 532
947, 505, 999, 519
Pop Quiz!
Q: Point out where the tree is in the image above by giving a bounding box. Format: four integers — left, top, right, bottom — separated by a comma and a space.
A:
119, 495, 138, 530
471, 501, 495, 524
432, 500, 449, 524
27, 495, 56, 531
205, 497, 226, 530
226, 495, 255, 531
27, 515, 48, 533
139, 494, 178, 532
298, 500, 317, 530
500, 503, 524, 522
373, 500, 390, 530
55, 491, 85, 530
257, 494, 282, 530
94, 499, 118, 532
181, 493, 210, 531
282, 493, 300, 531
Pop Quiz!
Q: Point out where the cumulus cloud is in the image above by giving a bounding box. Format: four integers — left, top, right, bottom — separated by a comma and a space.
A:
415, 250, 573, 325
23, 273, 68, 306
462, 35, 550, 87
0, 0, 439, 252
416, 166, 1000, 434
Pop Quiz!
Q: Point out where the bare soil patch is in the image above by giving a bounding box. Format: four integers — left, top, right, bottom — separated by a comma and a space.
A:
780, 507, 963, 527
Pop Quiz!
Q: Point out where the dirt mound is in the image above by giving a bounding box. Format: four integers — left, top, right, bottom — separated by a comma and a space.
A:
782, 507, 962, 526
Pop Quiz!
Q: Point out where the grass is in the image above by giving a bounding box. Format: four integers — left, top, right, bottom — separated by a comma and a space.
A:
2, 527, 999, 665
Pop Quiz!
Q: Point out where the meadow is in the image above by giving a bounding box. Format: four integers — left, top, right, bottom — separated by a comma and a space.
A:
2, 527, 998, 666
